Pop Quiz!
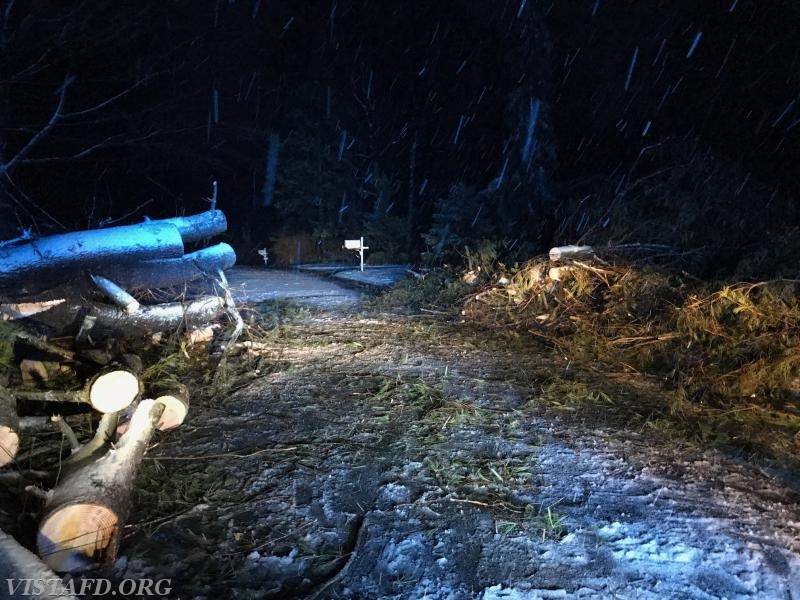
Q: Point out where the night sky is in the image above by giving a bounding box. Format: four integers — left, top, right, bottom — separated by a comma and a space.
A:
1, 0, 798, 274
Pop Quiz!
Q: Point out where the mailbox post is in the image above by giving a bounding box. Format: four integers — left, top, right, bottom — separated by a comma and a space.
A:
344, 237, 369, 272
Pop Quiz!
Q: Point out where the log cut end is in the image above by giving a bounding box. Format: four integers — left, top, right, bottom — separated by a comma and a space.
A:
89, 370, 139, 413
37, 503, 118, 573
152, 382, 189, 431
154, 394, 188, 431
0, 425, 20, 467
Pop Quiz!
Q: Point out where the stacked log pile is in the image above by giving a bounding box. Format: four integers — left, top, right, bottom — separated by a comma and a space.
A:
0, 209, 237, 579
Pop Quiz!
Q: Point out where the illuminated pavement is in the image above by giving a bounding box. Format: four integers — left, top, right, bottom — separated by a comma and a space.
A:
223, 266, 362, 307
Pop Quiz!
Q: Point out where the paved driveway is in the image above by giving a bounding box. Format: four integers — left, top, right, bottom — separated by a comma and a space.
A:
225, 266, 362, 307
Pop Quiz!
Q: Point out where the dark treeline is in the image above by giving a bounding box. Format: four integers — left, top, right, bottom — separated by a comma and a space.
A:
1, 0, 797, 274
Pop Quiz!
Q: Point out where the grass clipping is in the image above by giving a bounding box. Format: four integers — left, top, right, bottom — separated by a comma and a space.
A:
462, 257, 800, 464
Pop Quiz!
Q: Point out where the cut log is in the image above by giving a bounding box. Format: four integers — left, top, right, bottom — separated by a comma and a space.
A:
0, 386, 19, 467
0, 299, 65, 321
19, 360, 52, 386
89, 275, 139, 314
547, 266, 575, 282
117, 382, 189, 435
548, 245, 594, 261
91, 242, 236, 291
87, 367, 141, 413
14, 366, 140, 414
0, 222, 185, 294
81, 295, 227, 338
37, 400, 164, 573
155, 209, 227, 243
0, 528, 79, 600
151, 383, 189, 431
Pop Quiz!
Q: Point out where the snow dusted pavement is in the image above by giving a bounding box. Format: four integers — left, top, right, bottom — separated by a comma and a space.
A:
121, 308, 800, 599
217, 266, 362, 306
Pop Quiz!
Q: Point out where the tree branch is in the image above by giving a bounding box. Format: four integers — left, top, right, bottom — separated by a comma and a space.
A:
17, 130, 160, 164
60, 70, 161, 119
0, 74, 74, 175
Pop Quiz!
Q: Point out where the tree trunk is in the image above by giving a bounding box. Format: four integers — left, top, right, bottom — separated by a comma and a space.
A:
0, 222, 184, 295
36, 400, 164, 573
0, 529, 79, 600
81, 295, 227, 338
0, 386, 19, 468
155, 209, 227, 243
407, 134, 417, 254
91, 242, 236, 291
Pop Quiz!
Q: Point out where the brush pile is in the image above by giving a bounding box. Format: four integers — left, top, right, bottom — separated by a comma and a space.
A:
461, 246, 800, 461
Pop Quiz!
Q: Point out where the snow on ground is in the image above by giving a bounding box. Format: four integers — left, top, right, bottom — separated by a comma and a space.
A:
115, 275, 800, 599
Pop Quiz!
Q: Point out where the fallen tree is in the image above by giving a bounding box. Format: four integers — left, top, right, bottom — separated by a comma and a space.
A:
37, 400, 164, 573
156, 209, 227, 243
0, 222, 185, 295
76, 295, 227, 338
91, 242, 236, 291
0, 209, 230, 300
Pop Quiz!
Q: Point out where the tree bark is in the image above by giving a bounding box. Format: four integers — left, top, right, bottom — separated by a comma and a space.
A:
154, 209, 227, 243
0, 386, 19, 468
61, 412, 119, 474
80, 295, 227, 338
0, 222, 185, 294
0, 529, 79, 600
91, 242, 236, 291
36, 400, 164, 573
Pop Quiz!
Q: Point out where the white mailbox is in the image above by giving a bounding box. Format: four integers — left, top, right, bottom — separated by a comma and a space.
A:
344, 237, 369, 271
